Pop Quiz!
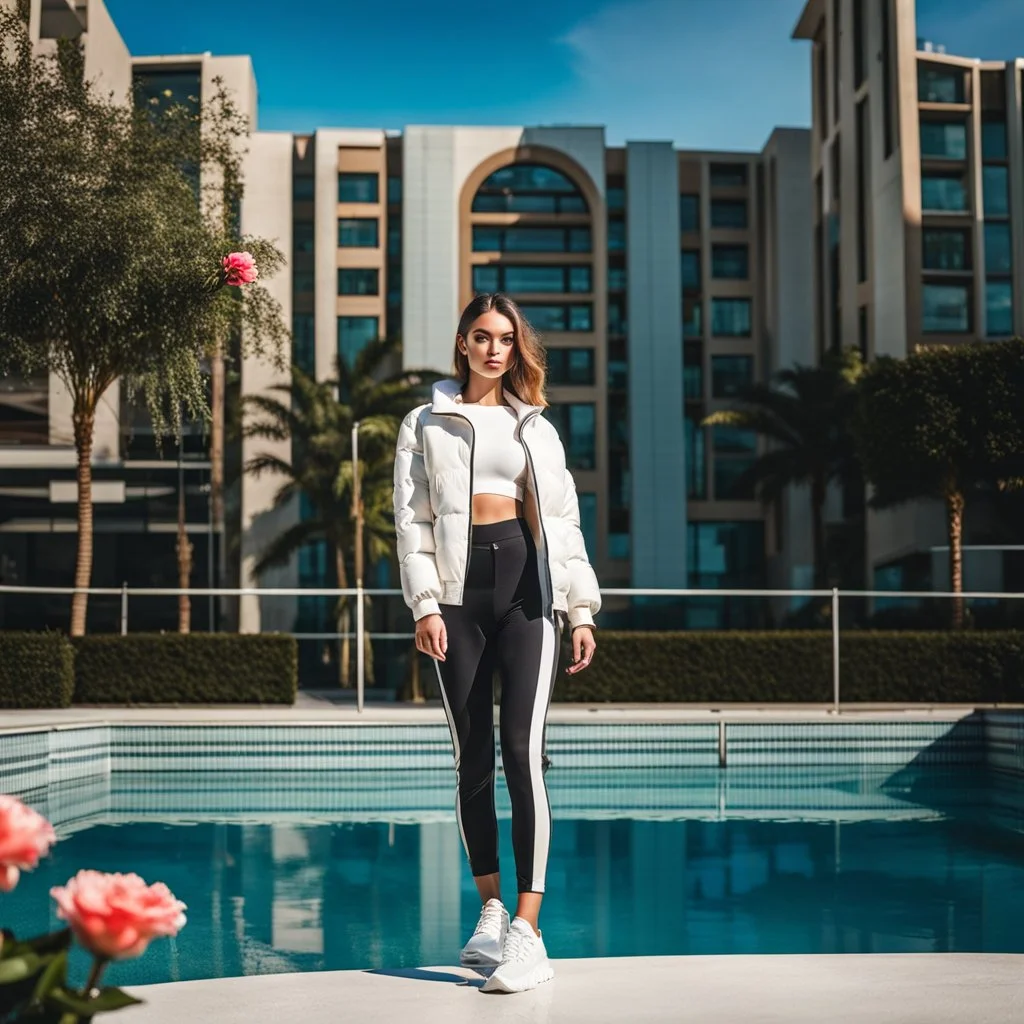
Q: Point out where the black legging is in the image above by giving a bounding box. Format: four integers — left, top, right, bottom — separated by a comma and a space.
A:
434, 517, 559, 894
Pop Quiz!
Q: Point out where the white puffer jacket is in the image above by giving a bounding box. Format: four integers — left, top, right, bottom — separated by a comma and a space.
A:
393, 379, 601, 628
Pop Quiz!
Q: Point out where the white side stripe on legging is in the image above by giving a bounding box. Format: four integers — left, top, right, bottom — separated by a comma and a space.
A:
434, 658, 470, 863
526, 615, 558, 892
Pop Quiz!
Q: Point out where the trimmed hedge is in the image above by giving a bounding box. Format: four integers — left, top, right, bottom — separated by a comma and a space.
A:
0, 631, 74, 708
73, 633, 298, 704
553, 630, 1024, 704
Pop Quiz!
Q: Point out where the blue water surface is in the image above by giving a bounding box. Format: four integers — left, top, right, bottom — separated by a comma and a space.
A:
3, 765, 1024, 988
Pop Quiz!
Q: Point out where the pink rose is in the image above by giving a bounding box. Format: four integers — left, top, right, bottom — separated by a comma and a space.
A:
0, 795, 56, 892
222, 251, 259, 286
50, 870, 187, 961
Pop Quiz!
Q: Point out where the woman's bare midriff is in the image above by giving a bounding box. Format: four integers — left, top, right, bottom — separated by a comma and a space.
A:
471, 493, 524, 525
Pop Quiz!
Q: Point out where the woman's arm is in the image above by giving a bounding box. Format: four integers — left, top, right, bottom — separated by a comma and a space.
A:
559, 466, 602, 630
393, 409, 443, 621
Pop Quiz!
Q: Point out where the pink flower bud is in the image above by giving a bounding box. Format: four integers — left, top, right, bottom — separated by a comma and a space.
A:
0, 795, 56, 891
222, 251, 259, 286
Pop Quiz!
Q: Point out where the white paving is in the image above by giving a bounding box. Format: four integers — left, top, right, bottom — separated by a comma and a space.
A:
123, 954, 1024, 1023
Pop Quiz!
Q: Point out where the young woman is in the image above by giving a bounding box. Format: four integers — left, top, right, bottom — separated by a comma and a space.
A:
393, 292, 600, 994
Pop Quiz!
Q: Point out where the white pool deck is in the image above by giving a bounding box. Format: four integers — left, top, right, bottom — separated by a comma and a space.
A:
123, 954, 1024, 1023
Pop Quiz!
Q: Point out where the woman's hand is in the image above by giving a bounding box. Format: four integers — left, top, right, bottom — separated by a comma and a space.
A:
566, 625, 596, 674
415, 613, 447, 661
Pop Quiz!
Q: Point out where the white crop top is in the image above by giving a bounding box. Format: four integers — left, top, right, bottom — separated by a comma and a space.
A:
457, 403, 528, 501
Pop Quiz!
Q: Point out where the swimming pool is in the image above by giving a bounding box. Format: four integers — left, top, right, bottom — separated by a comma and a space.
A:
3, 763, 1024, 988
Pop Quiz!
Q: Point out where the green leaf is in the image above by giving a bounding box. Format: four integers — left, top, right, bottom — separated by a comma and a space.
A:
47, 985, 144, 1015
2, 929, 73, 960
30, 950, 68, 1004
0, 952, 42, 984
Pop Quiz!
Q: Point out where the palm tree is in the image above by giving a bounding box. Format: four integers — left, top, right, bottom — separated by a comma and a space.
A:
703, 347, 863, 591
241, 335, 438, 686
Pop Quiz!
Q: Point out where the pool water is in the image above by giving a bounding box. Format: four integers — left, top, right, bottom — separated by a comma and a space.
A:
3, 766, 1024, 987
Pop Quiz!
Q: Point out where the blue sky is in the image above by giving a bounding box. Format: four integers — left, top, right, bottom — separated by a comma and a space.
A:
106, 0, 1024, 152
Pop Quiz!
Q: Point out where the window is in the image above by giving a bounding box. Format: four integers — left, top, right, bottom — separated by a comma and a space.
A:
338, 268, 379, 296
292, 314, 315, 374
983, 165, 1009, 216
338, 173, 378, 203
683, 297, 702, 338
606, 186, 625, 212
986, 281, 1013, 336
880, 0, 893, 157
710, 298, 752, 336
680, 194, 700, 232
608, 218, 626, 251
387, 224, 401, 257
918, 64, 965, 104
608, 266, 626, 290
688, 521, 765, 587
544, 403, 596, 470
856, 98, 868, 282
685, 414, 706, 499
608, 299, 626, 335
714, 458, 757, 500
472, 264, 592, 294
921, 174, 966, 212
710, 163, 747, 187
919, 120, 967, 159
338, 218, 379, 247
387, 176, 402, 203
710, 199, 747, 229
471, 226, 591, 253
982, 120, 1007, 160
293, 176, 314, 200
923, 228, 970, 271
683, 345, 702, 400
985, 222, 1012, 274
578, 493, 598, 561
711, 355, 753, 398
711, 244, 749, 279
337, 316, 379, 366
293, 270, 314, 292
472, 163, 587, 214
922, 283, 970, 333
519, 304, 593, 332
294, 221, 314, 254
712, 425, 757, 454
681, 250, 701, 290
546, 348, 595, 386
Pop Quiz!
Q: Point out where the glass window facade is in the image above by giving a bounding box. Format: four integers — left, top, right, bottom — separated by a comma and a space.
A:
922, 283, 970, 333
680, 194, 700, 232
711, 244, 749, 279
919, 120, 967, 159
337, 316, 379, 367
710, 298, 752, 336
472, 265, 500, 293
710, 199, 747, 229
683, 355, 702, 401
337, 268, 379, 295
608, 218, 626, 251
710, 163, 748, 187
292, 314, 315, 375
982, 120, 1008, 159
578, 493, 598, 561
294, 221, 314, 253
714, 458, 757, 500
923, 228, 970, 270
986, 281, 1013, 337
918, 65, 965, 104
546, 348, 595, 386
293, 270, 314, 293
712, 425, 757, 453
606, 186, 625, 212
293, 176, 314, 200
338, 173, 379, 203
685, 414, 706, 499
985, 222, 1012, 274
471, 226, 591, 253
338, 218, 379, 247
471, 163, 587, 214
921, 175, 967, 212
683, 297, 702, 338
387, 176, 402, 203
472, 265, 592, 294
544, 403, 596, 470
983, 165, 1009, 216
711, 355, 753, 398
608, 266, 626, 291
519, 304, 593, 332
687, 521, 765, 587
681, 250, 700, 290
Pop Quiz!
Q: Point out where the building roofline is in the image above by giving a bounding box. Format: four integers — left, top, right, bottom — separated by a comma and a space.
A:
792, 0, 823, 40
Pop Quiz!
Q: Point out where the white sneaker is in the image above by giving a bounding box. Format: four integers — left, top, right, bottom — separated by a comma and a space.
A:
459, 898, 509, 967
481, 916, 554, 994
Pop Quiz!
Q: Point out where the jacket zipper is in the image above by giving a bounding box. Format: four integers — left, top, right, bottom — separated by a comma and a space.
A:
435, 410, 475, 598
519, 413, 554, 620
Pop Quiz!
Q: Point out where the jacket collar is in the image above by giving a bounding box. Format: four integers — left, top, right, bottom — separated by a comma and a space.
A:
431, 378, 543, 424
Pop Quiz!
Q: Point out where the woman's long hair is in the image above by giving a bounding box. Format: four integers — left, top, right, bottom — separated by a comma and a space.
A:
452, 293, 548, 407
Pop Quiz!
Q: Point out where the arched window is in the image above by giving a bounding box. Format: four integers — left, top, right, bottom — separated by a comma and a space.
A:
472, 163, 588, 214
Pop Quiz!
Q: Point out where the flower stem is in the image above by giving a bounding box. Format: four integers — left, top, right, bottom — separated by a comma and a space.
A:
81, 956, 108, 998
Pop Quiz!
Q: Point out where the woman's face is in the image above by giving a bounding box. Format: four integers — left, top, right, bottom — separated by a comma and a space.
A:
458, 310, 516, 380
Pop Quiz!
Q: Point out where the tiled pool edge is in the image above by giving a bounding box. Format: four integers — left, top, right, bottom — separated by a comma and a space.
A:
2, 711, 1022, 794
